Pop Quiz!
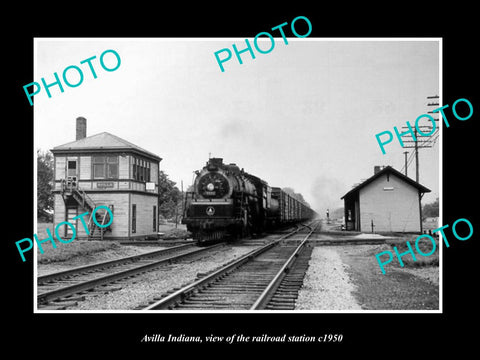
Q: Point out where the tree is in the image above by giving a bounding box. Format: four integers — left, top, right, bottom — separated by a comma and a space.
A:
422, 197, 439, 218
158, 170, 182, 220
37, 149, 54, 222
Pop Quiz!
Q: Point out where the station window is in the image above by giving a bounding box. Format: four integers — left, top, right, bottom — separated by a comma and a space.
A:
153, 205, 157, 232
132, 156, 151, 182
132, 204, 136, 234
107, 156, 119, 178
67, 160, 77, 177
93, 155, 118, 179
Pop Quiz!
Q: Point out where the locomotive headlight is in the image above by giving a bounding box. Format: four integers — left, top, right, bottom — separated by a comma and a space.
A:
198, 172, 230, 198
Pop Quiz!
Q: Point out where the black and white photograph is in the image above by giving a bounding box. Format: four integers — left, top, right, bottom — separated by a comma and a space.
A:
33, 38, 440, 313
7, 6, 478, 353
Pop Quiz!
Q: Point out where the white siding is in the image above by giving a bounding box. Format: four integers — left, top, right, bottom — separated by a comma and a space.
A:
53, 194, 66, 227
131, 194, 158, 236
359, 174, 420, 232
150, 162, 159, 184
55, 156, 66, 180
79, 156, 91, 179
81, 193, 130, 238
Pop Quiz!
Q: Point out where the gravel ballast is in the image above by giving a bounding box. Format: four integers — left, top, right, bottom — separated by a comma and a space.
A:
296, 244, 439, 311
65, 245, 258, 310
296, 247, 361, 310
37, 243, 167, 276
38, 238, 439, 311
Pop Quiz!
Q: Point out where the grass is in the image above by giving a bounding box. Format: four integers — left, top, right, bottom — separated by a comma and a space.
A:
36, 239, 120, 264
385, 234, 440, 267
36, 222, 122, 264
36, 222, 190, 264
158, 222, 190, 239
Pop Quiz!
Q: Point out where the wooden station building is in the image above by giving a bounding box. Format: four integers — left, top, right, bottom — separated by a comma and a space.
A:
341, 166, 431, 233
50, 117, 162, 240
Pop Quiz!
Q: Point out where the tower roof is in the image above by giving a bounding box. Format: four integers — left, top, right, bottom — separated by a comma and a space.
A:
51, 132, 162, 162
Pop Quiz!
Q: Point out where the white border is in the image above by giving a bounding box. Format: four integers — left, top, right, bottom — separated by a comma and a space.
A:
33, 37, 442, 314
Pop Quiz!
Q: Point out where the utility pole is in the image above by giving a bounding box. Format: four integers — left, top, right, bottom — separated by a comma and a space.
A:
415, 128, 419, 182
401, 95, 439, 183
403, 151, 409, 176
401, 95, 439, 234
402, 126, 423, 183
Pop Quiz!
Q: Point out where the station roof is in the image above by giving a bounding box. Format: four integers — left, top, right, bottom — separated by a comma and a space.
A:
51, 132, 162, 162
340, 165, 431, 200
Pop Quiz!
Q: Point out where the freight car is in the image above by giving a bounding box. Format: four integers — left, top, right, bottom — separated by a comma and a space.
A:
182, 158, 316, 243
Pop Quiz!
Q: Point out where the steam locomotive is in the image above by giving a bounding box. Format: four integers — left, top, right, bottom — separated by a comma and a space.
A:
182, 158, 317, 243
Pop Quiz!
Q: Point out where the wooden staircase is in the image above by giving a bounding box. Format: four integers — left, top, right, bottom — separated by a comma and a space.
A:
61, 179, 112, 240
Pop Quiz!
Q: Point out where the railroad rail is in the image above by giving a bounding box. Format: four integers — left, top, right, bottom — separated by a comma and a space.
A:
143, 220, 319, 310
37, 243, 224, 309
38, 243, 195, 285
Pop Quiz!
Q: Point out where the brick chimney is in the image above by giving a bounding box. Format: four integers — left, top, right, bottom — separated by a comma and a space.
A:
374, 165, 384, 175
76, 117, 87, 140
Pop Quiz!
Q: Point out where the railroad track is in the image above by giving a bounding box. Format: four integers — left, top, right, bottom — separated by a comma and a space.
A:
143, 221, 319, 311
37, 243, 224, 309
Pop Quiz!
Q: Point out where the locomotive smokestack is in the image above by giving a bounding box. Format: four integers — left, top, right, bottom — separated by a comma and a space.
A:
208, 158, 223, 166
76, 117, 87, 140
207, 157, 223, 171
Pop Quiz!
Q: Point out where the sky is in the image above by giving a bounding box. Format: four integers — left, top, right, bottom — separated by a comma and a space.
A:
34, 38, 440, 215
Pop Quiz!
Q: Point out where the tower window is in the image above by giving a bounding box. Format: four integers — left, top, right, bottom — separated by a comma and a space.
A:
93, 155, 118, 179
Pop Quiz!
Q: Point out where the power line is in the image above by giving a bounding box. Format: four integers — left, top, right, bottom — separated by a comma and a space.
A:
399, 95, 439, 182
